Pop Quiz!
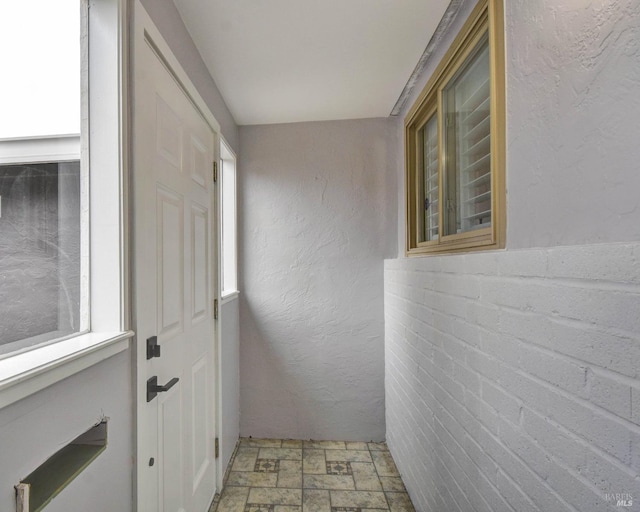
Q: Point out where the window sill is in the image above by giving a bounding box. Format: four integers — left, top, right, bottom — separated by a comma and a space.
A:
0, 331, 133, 410
221, 291, 239, 304
406, 233, 502, 256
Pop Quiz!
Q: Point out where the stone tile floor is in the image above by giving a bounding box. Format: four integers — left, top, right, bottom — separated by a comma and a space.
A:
210, 438, 416, 512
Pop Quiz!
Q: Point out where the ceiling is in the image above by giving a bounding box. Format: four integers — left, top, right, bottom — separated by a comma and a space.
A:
172, 0, 452, 126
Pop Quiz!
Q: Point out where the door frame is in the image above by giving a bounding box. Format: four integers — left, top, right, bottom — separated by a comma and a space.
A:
132, 3, 223, 509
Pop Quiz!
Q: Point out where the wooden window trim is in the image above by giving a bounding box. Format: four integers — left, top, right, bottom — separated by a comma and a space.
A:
405, 0, 505, 256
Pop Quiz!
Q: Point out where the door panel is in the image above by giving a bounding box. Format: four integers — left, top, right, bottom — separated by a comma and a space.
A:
158, 189, 184, 337
160, 386, 185, 512
190, 135, 208, 189
191, 204, 208, 323
156, 94, 183, 173
191, 356, 210, 491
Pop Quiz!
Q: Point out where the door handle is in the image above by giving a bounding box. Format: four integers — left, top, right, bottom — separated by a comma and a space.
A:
147, 376, 179, 402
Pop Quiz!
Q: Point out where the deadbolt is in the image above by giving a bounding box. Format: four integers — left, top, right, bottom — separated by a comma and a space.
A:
146, 336, 161, 360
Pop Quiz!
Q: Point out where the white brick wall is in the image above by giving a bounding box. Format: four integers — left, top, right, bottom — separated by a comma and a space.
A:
385, 243, 640, 512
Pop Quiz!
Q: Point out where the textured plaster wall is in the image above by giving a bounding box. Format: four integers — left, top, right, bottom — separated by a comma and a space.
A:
0, 352, 132, 512
239, 118, 397, 441
386, 0, 640, 511
506, 0, 640, 249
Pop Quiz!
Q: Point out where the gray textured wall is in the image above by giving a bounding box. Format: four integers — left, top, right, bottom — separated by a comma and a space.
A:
505, 0, 640, 249
239, 118, 398, 441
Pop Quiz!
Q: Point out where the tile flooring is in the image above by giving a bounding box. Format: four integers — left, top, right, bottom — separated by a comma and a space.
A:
210, 438, 415, 512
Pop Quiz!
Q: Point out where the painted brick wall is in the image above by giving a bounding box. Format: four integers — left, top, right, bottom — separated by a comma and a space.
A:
385, 243, 640, 512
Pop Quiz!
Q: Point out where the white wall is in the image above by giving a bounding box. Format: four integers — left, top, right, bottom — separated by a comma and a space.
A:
386, 0, 640, 510
0, 352, 131, 512
219, 297, 240, 472
239, 118, 398, 441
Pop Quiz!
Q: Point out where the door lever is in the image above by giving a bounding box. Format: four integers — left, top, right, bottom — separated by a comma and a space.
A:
147, 376, 179, 402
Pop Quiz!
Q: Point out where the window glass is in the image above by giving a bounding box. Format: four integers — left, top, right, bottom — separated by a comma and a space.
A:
0, 1, 80, 139
420, 114, 439, 242
0, 0, 83, 354
221, 142, 237, 297
443, 36, 491, 236
0, 162, 81, 352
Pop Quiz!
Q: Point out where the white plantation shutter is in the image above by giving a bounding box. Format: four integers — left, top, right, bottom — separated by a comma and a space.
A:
445, 37, 491, 234
422, 114, 439, 241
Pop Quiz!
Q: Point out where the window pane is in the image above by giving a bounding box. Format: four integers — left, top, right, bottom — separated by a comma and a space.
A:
443, 36, 491, 235
221, 152, 237, 296
0, 162, 82, 353
420, 114, 439, 242
0, 1, 80, 138
0, 0, 83, 355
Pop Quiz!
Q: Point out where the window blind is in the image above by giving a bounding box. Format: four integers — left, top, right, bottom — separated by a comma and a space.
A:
448, 37, 491, 234
422, 114, 439, 241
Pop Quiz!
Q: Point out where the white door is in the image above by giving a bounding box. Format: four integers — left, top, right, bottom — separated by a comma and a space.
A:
133, 6, 218, 511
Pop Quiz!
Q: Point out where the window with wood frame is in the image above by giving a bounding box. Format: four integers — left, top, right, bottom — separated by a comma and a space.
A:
405, 0, 505, 256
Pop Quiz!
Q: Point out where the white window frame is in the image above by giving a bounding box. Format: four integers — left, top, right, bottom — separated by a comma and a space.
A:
220, 138, 238, 300
0, 135, 81, 165
0, 0, 132, 410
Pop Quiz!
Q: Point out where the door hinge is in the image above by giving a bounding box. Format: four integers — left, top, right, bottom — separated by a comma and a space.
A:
213, 298, 219, 320
213, 161, 218, 183
214, 437, 219, 459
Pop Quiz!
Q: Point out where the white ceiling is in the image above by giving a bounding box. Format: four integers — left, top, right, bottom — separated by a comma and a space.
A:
172, 0, 452, 126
